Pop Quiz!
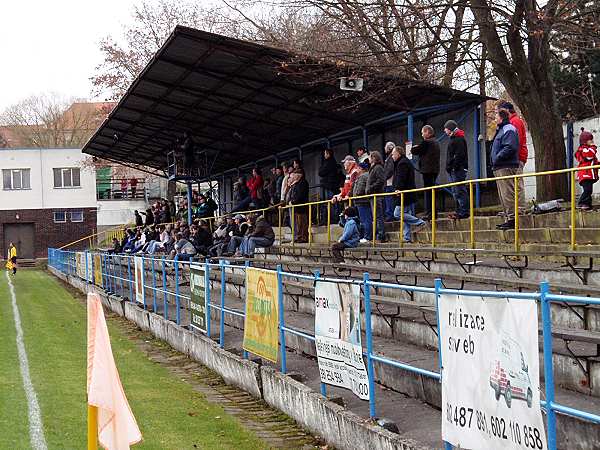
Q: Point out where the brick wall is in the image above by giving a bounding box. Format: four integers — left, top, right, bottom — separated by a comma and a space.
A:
0, 208, 97, 258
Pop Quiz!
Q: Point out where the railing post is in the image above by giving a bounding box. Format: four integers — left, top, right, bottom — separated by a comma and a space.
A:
277, 264, 287, 373
127, 257, 133, 302
175, 259, 181, 325
141, 257, 147, 310
469, 182, 475, 249
243, 260, 250, 359
314, 269, 327, 396
514, 177, 520, 252
219, 260, 226, 348
540, 281, 557, 450
399, 192, 404, 247
85, 250, 89, 286
205, 260, 211, 338
571, 171, 577, 251
151, 255, 157, 312
162, 257, 168, 320
363, 272, 376, 418
291, 205, 295, 247
106, 254, 112, 294
278, 206, 283, 245
327, 201, 331, 246
371, 195, 377, 245
119, 256, 124, 297
308, 201, 313, 248
431, 188, 437, 248
435, 278, 454, 450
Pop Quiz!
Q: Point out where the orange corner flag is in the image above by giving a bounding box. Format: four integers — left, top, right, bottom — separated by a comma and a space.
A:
87, 293, 142, 449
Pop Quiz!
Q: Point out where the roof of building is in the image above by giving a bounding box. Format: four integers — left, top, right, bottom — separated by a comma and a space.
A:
82, 26, 486, 176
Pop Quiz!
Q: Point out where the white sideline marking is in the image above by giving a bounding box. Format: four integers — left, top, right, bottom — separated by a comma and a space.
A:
6, 271, 48, 450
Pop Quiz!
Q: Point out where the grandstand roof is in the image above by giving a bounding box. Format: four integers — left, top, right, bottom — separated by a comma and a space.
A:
83, 26, 485, 176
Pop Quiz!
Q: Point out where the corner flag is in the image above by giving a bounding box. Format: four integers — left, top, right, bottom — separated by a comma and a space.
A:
87, 293, 142, 449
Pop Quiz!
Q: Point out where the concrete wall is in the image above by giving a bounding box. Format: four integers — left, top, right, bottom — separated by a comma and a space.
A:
0, 148, 96, 210
49, 266, 423, 450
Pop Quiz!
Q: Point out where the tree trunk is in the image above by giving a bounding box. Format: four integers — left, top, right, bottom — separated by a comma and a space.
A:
518, 90, 568, 202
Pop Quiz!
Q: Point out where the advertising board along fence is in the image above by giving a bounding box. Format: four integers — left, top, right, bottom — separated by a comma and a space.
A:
47, 248, 600, 450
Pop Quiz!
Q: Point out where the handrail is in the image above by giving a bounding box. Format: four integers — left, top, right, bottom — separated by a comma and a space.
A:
63, 164, 599, 252
279, 164, 600, 251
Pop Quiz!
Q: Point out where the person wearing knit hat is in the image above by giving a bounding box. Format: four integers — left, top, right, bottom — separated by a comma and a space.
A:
444, 120, 469, 219
575, 129, 598, 210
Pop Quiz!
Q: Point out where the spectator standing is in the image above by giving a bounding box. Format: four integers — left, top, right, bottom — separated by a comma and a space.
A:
383, 141, 396, 221
288, 169, 310, 243
334, 156, 359, 202
129, 177, 138, 199
331, 207, 360, 263
575, 129, 598, 210
411, 125, 440, 219
274, 166, 284, 204
134, 210, 143, 227
247, 167, 264, 208
356, 146, 370, 164
366, 151, 386, 241
491, 109, 520, 230
280, 163, 291, 204
141, 207, 154, 226
499, 102, 527, 213
391, 146, 426, 242
120, 178, 128, 199
351, 163, 370, 242
319, 149, 343, 223
232, 176, 251, 212
444, 120, 469, 219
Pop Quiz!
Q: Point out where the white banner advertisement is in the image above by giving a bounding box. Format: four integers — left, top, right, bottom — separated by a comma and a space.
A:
439, 294, 547, 450
86, 252, 94, 282
134, 256, 144, 304
314, 281, 369, 400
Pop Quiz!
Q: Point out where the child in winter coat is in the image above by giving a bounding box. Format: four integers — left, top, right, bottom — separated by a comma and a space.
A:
576, 129, 598, 210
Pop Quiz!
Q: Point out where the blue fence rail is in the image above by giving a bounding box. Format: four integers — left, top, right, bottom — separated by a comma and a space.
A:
47, 248, 600, 450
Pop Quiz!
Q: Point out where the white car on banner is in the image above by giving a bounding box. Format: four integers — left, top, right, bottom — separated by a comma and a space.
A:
439, 294, 547, 450
490, 334, 533, 408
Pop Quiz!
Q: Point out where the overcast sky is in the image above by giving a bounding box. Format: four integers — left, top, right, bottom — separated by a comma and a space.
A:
0, 0, 142, 111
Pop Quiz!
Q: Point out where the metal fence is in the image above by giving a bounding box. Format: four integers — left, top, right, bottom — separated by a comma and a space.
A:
47, 248, 600, 450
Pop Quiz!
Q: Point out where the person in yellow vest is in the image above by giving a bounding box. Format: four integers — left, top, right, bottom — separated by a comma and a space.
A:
6, 242, 17, 275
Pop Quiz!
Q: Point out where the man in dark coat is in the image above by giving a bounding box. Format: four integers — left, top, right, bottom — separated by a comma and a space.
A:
383, 141, 396, 221
491, 109, 520, 230
411, 125, 440, 219
366, 151, 386, 241
288, 169, 310, 243
444, 120, 469, 219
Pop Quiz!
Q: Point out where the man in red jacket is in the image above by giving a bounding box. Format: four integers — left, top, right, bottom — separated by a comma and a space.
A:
499, 102, 526, 213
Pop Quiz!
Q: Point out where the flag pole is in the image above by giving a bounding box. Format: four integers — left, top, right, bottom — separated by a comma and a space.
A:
87, 404, 98, 449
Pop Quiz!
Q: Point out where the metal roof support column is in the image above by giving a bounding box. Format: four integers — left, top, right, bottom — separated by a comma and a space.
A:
381, 130, 386, 152
362, 127, 369, 149
186, 181, 193, 225
297, 147, 303, 162
407, 114, 414, 143
473, 104, 481, 208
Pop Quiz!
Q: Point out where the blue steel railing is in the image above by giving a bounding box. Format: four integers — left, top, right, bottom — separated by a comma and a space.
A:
47, 248, 600, 450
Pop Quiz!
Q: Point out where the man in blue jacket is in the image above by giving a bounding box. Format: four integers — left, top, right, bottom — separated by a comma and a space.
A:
331, 206, 360, 263
491, 109, 520, 230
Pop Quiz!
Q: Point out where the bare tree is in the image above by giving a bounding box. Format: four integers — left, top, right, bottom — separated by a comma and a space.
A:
0, 94, 112, 148
91, 0, 239, 100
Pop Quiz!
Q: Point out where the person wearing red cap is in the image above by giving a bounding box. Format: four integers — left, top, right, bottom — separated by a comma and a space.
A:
575, 129, 598, 210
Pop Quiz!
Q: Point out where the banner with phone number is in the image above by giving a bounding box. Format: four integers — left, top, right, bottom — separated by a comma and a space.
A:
314, 281, 369, 400
439, 294, 546, 450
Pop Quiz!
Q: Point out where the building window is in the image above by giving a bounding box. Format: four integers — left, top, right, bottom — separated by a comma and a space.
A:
2, 169, 31, 190
53, 211, 67, 223
53, 168, 81, 188
70, 211, 84, 222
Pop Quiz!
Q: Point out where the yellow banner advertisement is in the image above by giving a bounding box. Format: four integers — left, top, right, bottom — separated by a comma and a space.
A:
243, 268, 279, 363
94, 254, 103, 287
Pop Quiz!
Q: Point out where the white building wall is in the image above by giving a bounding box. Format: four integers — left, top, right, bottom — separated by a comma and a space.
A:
97, 199, 147, 227
0, 148, 96, 210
